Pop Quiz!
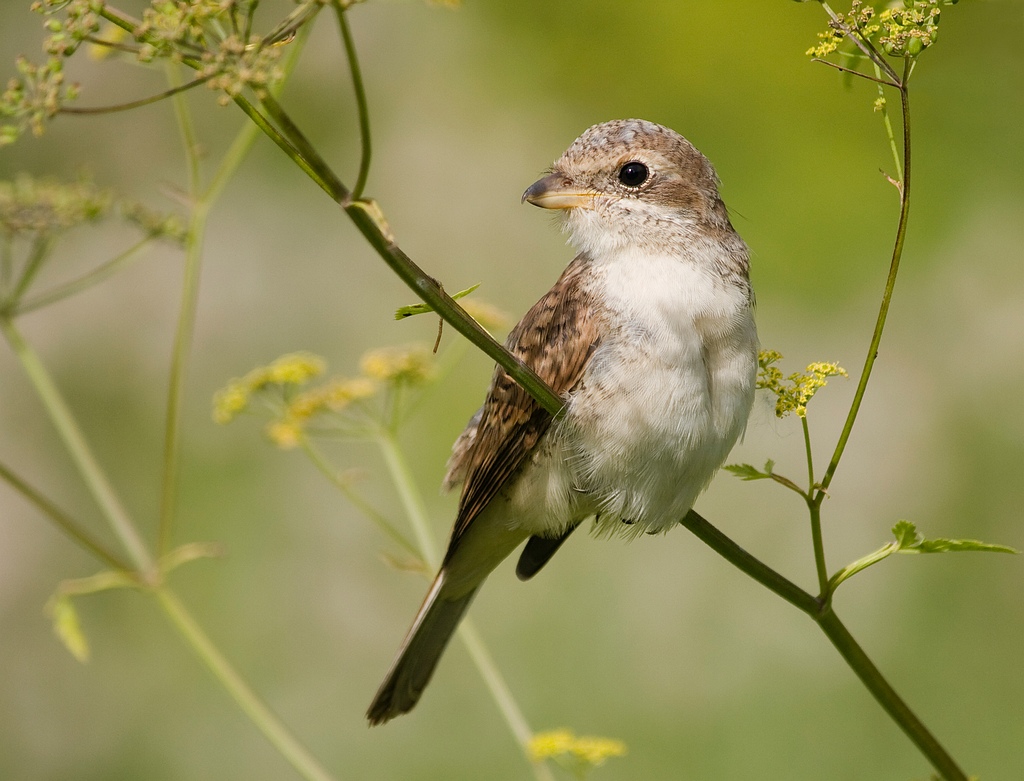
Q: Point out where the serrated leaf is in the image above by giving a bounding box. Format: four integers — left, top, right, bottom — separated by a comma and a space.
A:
395, 283, 480, 319
47, 595, 89, 663
905, 538, 1017, 555
724, 462, 773, 481
892, 520, 921, 549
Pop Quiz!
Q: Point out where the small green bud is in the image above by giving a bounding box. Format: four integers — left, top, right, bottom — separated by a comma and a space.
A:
907, 35, 924, 55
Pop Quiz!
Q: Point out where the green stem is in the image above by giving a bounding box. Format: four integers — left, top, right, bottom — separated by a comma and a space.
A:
157, 65, 208, 556
457, 620, 557, 781
301, 437, 420, 559
0, 317, 155, 575
374, 429, 552, 780
874, 64, 903, 182
680, 510, 820, 615
808, 499, 829, 598
155, 587, 339, 781
7, 233, 51, 307
157, 27, 313, 555
14, 236, 152, 315
817, 610, 967, 781
58, 74, 215, 116
817, 63, 912, 498
333, 2, 372, 199
244, 92, 564, 415
376, 429, 439, 568
801, 417, 828, 596
680, 510, 966, 779
0, 458, 131, 571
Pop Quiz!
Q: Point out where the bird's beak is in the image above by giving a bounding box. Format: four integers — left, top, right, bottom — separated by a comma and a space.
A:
522, 173, 599, 210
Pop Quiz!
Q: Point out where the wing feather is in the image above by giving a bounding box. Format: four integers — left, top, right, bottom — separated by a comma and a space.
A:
443, 255, 601, 558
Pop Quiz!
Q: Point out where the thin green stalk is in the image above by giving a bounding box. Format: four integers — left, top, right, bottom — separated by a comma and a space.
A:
0, 458, 131, 571
247, 93, 564, 415
680, 510, 966, 780
817, 610, 967, 781
157, 66, 208, 556
680, 510, 820, 615
374, 428, 553, 781
457, 620, 557, 781
14, 236, 152, 315
808, 500, 829, 598
155, 587, 339, 781
801, 417, 828, 595
873, 64, 903, 182
8, 234, 51, 306
157, 28, 313, 555
301, 437, 420, 559
58, 74, 215, 116
0, 317, 155, 575
817, 62, 912, 497
333, 2, 372, 199
375, 429, 439, 567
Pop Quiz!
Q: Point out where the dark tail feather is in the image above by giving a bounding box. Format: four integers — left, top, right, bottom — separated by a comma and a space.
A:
367, 573, 478, 726
516, 523, 579, 581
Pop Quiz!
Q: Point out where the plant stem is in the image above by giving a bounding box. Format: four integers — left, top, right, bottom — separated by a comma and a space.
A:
155, 587, 339, 781
817, 62, 912, 498
680, 509, 966, 779
376, 429, 439, 568
0, 317, 155, 575
816, 609, 967, 781
0, 458, 131, 571
14, 236, 152, 315
333, 2, 372, 199
301, 437, 420, 559
457, 620, 557, 781
157, 65, 207, 555
801, 417, 829, 595
157, 26, 313, 555
374, 428, 553, 780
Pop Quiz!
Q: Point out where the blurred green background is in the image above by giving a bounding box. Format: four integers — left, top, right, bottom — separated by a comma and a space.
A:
1, 1, 1022, 779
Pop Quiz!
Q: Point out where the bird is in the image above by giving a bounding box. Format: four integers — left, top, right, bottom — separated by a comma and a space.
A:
366, 118, 758, 725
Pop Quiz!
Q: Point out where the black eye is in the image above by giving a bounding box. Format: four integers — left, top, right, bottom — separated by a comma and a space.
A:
618, 161, 649, 188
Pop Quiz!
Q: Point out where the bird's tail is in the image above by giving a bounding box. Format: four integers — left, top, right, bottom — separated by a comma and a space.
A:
366, 570, 478, 726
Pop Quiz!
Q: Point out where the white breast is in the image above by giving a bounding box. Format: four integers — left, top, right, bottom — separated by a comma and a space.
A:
510, 245, 757, 538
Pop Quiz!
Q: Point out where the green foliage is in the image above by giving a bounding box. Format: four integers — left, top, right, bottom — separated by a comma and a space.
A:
829, 521, 1016, 594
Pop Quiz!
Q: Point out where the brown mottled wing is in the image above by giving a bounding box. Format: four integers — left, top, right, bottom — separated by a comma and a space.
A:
443, 255, 601, 558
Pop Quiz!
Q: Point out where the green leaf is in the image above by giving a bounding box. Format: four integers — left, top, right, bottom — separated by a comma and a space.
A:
395, 283, 480, 319
891, 520, 1017, 555
46, 595, 89, 663
892, 519, 921, 549
830, 521, 1017, 596
724, 459, 775, 481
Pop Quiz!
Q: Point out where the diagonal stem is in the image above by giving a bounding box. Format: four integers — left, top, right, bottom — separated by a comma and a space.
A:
0, 317, 155, 575
333, 2, 372, 199
155, 587, 339, 781
0, 458, 131, 571
817, 63, 912, 498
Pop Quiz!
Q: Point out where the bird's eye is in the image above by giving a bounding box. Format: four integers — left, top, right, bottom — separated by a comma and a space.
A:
617, 161, 649, 188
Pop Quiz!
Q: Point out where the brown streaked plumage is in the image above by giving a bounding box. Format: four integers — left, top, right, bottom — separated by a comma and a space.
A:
367, 119, 758, 725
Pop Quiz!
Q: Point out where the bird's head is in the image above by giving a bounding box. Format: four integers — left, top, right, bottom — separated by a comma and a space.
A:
523, 119, 731, 258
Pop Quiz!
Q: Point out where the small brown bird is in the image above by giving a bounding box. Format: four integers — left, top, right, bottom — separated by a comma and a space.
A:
367, 119, 758, 725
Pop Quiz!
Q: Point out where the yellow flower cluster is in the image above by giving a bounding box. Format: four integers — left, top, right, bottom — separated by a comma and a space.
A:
360, 345, 435, 385
213, 346, 436, 449
267, 377, 378, 450
805, 1, 878, 58
529, 728, 627, 770
212, 352, 326, 424
757, 350, 848, 419
878, 2, 942, 57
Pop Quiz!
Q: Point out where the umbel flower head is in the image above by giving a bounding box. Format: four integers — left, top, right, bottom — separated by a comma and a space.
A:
213, 346, 436, 449
757, 350, 848, 419
528, 728, 627, 777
